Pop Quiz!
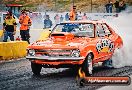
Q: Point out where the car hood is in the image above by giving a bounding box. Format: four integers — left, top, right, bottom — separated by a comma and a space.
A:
28, 32, 91, 50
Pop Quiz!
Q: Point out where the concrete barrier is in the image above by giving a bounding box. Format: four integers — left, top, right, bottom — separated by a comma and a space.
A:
0, 28, 49, 60
0, 30, 3, 42
0, 41, 28, 60
0, 30, 3, 37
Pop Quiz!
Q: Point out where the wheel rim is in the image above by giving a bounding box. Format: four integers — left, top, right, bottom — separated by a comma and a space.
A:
87, 55, 93, 75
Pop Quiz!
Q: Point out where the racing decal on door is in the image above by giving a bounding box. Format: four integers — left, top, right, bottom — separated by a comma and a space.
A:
96, 39, 114, 53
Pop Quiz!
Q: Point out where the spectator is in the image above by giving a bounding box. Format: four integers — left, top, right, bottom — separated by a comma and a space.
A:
82, 13, 88, 20
29, 12, 33, 19
75, 13, 78, 20
114, 0, 120, 13
119, 0, 126, 12
65, 13, 69, 21
69, 8, 76, 21
3, 11, 17, 42
54, 14, 60, 24
38, 13, 42, 20
19, 10, 32, 44
38, 13, 42, 18
60, 15, 64, 23
44, 15, 52, 29
105, 1, 113, 13
43, 12, 47, 20
78, 12, 83, 20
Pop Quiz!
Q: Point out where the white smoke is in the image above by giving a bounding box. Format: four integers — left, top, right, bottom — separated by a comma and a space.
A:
106, 11, 132, 68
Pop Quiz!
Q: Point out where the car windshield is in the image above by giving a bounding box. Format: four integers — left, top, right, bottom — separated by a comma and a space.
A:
52, 23, 94, 37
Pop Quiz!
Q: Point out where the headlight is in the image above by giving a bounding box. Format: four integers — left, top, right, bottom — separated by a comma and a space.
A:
28, 49, 35, 56
71, 50, 80, 57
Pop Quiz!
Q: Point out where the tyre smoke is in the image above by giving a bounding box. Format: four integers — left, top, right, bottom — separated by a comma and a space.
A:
106, 11, 132, 68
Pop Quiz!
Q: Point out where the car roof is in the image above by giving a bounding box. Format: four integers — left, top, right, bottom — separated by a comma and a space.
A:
61, 20, 106, 24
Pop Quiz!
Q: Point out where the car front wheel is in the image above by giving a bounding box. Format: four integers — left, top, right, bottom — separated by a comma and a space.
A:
31, 62, 42, 75
82, 53, 93, 76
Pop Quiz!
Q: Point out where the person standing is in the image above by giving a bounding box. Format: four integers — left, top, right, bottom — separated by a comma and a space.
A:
119, 0, 126, 12
109, 2, 113, 13
44, 15, 52, 29
114, 0, 119, 13
19, 10, 32, 44
43, 12, 47, 20
105, 1, 113, 13
60, 15, 64, 23
54, 14, 60, 24
38, 13, 42, 22
65, 13, 69, 21
82, 13, 88, 20
3, 11, 17, 42
75, 13, 78, 20
69, 7, 76, 21
78, 12, 83, 20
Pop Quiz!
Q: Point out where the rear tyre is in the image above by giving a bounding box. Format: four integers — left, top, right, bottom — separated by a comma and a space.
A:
102, 58, 113, 68
31, 62, 42, 75
82, 53, 93, 76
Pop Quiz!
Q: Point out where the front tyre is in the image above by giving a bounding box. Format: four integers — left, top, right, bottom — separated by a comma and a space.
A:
82, 53, 93, 76
31, 62, 42, 75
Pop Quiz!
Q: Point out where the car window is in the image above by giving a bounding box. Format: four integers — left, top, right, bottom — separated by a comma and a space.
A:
102, 24, 111, 36
72, 24, 94, 37
96, 23, 105, 37
52, 23, 94, 37
53, 24, 64, 32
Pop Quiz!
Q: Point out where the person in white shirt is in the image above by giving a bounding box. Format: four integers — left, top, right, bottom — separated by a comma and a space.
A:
78, 12, 83, 20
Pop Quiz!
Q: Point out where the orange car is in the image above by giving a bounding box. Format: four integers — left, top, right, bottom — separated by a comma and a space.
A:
26, 20, 123, 76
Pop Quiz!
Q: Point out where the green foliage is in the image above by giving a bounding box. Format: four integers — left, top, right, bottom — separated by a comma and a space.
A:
3, 0, 25, 4
1, 0, 132, 12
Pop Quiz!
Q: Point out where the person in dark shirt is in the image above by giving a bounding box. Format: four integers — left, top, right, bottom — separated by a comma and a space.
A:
105, 1, 113, 13
3, 11, 17, 42
114, 0, 119, 13
44, 15, 52, 29
60, 15, 64, 23
119, 0, 126, 12
65, 13, 69, 21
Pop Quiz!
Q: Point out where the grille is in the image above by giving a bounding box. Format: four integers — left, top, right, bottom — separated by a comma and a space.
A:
35, 49, 72, 57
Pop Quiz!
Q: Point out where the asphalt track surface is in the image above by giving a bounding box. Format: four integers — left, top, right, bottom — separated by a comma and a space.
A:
0, 59, 132, 90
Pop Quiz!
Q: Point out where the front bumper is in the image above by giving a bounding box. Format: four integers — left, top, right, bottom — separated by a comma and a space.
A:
26, 56, 85, 61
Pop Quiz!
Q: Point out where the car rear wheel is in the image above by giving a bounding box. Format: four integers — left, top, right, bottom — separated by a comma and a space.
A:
31, 62, 42, 75
82, 53, 93, 76
102, 58, 113, 68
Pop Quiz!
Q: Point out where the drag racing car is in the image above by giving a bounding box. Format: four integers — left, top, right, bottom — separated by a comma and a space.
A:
26, 20, 123, 76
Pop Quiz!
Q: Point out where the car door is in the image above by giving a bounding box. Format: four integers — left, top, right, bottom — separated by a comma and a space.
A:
95, 23, 111, 60
102, 23, 116, 53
